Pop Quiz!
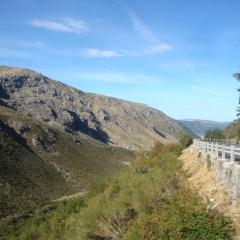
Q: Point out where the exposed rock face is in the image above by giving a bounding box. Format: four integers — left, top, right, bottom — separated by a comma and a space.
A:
0, 66, 187, 150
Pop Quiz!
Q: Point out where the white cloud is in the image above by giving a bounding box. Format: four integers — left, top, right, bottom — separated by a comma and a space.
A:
28, 18, 88, 33
81, 48, 123, 58
128, 10, 158, 44
127, 9, 172, 54
80, 45, 171, 58
145, 43, 172, 54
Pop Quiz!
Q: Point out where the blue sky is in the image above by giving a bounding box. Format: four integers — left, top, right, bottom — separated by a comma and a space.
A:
0, 0, 239, 121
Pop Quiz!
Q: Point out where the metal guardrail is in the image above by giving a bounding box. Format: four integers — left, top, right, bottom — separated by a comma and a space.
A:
202, 138, 239, 145
194, 139, 240, 162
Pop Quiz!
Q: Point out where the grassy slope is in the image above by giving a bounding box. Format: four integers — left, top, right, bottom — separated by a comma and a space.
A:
0, 125, 69, 218
0, 106, 134, 218
0, 141, 234, 240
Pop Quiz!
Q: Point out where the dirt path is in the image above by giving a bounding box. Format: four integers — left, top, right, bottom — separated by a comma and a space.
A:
179, 146, 240, 240
52, 191, 88, 202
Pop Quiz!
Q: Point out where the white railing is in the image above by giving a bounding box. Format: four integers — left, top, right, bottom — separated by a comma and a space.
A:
193, 139, 240, 162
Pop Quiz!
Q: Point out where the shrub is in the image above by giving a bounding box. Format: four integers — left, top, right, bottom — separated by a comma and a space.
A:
180, 135, 193, 148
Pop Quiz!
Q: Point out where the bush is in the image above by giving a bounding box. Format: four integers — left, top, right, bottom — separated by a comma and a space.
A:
180, 135, 193, 148
73, 144, 233, 240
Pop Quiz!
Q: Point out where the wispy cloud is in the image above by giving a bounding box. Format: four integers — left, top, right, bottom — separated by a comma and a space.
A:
81, 48, 123, 58
28, 18, 88, 33
128, 10, 158, 44
126, 8, 172, 54
145, 43, 172, 54
81, 45, 172, 58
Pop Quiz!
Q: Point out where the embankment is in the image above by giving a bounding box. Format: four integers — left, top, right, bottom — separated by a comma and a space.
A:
180, 146, 240, 240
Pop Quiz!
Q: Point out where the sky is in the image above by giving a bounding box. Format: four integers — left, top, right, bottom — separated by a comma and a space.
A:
0, 0, 240, 122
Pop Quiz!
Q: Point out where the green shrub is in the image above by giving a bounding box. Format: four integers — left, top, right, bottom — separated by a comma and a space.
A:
180, 135, 193, 148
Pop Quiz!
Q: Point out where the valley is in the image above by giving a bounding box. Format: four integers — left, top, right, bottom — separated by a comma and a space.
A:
0, 66, 238, 239
1, 1, 239, 239
0, 66, 187, 218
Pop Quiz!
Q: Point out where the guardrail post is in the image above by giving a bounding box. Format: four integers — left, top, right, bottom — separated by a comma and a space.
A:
222, 145, 225, 161
215, 143, 219, 159
230, 145, 235, 162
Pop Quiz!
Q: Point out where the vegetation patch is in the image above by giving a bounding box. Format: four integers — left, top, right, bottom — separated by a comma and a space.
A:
205, 129, 225, 140
0, 137, 234, 240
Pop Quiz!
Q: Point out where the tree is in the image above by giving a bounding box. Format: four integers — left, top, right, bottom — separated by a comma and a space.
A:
204, 129, 225, 140
234, 73, 240, 116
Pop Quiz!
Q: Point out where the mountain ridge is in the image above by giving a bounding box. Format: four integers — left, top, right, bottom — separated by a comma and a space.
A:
178, 119, 230, 137
0, 65, 187, 150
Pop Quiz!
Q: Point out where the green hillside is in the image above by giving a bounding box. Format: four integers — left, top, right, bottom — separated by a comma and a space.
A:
0, 106, 134, 218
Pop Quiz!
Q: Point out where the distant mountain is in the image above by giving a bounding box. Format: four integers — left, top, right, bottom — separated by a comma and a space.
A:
0, 66, 188, 217
178, 119, 230, 137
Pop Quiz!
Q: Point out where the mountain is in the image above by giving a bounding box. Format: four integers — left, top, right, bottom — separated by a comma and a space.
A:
0, 66, 188, 217
0, 66, 186, 150
178, 119, 230, 137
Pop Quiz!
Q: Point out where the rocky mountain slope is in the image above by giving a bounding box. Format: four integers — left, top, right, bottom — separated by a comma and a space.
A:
0, 66, 188, 217
178, 119, 230, 137
0, 66, 187, 150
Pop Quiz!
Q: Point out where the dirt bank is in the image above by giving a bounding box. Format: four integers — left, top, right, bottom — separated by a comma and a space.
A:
179, 146, 240, 239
